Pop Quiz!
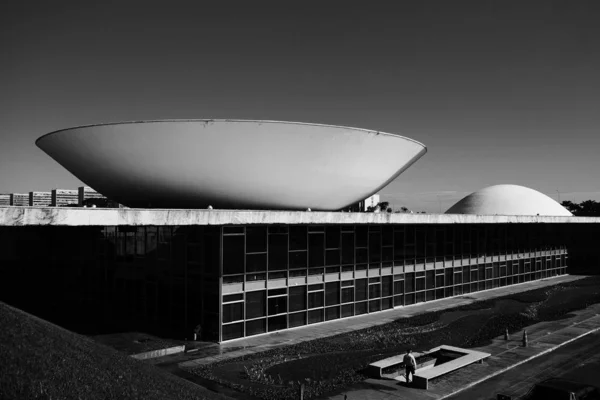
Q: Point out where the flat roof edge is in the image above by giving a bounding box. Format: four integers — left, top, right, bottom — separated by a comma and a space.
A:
1, 206, 598, 227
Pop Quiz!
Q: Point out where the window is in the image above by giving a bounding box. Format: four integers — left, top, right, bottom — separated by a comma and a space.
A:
289, 226, 307, 250
342, 287, 354, 303
222, 322, 243, 341
268, 234, 288, 271
325, 282, 340, 306
223, 235, 244, 274
246, 226, 267, 253
246, 253, 267, 273
355, 278, 367, 301
382, 276, 393, 297
246, 319, 266, 336
222, 302, 243, 323
308, 291, 324, 309
289, 286, 307, 312
268, 296, 287, 316
308, 234, 324, 267
246, 291, 266, 319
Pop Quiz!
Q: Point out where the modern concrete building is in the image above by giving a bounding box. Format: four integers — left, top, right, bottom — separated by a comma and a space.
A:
35, 120, 427, 210
1, 207, 598, 343
446, 185, 572, 216
9, 193, 28, 206
29, 191, 52, 206
51, 189, 79, 207
1, 122, 597, 344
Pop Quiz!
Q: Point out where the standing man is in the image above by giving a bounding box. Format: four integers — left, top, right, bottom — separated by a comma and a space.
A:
403, 349, 416, 384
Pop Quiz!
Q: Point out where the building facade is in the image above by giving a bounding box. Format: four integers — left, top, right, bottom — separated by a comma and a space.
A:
3, 207, 595, 343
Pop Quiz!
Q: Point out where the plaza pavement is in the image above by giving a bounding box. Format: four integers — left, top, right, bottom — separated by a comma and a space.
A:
180, 274, 585, 369
323, 289, 600, 400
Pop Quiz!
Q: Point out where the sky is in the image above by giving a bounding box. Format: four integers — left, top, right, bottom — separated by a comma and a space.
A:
1, 0, 599, 212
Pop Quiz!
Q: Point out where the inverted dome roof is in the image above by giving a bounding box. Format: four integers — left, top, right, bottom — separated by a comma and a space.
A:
445, 185, 572, 216
36, 119, 427, 210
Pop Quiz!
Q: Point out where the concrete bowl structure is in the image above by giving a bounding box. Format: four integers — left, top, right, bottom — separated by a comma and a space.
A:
36, 120, 427, 210
445, 184, 572, 216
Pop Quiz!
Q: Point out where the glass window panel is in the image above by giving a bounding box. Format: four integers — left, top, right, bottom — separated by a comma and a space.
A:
308, 309, 324, 324
223, 235, 244, 275
342, 304, 353, 318
369, 232, 381, 262
246, 290, 266, 319
382, 276, 393, 297
436, 275, 444, 288
268, 234, 288, 271
325, 249, 340, 266
325, 306, 340, 321
289, 311, 306, 328
268, 297, 287, 316
308, 234, 324, 268
369, 283, 381, 299
356, 226, 368, 248
426, 271, 435, 289
289, 226, 307, 250
405, 273, 415, 293
223, 293, 243, 303
342, 287, 354, 303
308, 284, 323, 291
355, 278, 368, 301
246, 226, 267, 253
382, 246, 393, 262
355, 301, 368, 315
382, 226, 393, 247
394, 229, 405, 260
356, 248, 368, 264
325, 282, 340, 306
268, 288, 287, 296
223, 302, 244, 323
268, 271, 286, 280
246, 253, 267, 273
223, 226, 244, 234
289, 286, 307, 312
268, 315, 287, 332
416, 278, 425, 292
246, 319, 266, 336
308, 291, 324, 309
341, 233, 355, 265
394, 280, 404, 295
289, 251, 307, 269
289, 269, 306, 278
394, 295, 404, 307
369, 299, 381, 313
222, 322, 244, 341
325, 226, 340, 248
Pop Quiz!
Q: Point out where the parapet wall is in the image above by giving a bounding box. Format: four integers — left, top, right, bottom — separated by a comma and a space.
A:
1, 206, 600, 227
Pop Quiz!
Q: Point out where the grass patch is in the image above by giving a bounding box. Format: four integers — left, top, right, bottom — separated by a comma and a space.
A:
0, 302, 229, 400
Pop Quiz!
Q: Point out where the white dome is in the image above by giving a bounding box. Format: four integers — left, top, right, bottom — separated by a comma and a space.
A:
445, 185, 572, 216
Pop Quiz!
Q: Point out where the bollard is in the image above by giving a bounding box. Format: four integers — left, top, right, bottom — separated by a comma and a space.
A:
504, 328, 509, 341
522, 330, 528, 347
299, 383, 305, 400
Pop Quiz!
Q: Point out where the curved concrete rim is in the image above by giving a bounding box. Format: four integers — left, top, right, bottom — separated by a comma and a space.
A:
35, 118, 428, 151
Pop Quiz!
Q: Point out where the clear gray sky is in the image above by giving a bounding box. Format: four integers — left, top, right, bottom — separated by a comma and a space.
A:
1, 1, 599, 212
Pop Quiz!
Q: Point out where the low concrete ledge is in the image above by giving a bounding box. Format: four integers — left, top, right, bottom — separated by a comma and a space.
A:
130, 345, 185, 360
393, 345, 490, 390
2, 206, 599, 227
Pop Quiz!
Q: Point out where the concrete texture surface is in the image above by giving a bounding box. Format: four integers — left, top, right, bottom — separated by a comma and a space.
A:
2, 206, 600, 227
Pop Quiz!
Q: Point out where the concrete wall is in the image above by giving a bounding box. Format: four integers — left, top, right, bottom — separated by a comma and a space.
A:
2, 206, 600, 227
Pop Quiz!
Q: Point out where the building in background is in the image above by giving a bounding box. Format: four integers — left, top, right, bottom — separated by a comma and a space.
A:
9, 193, 28, 206
29, 191, 52, 206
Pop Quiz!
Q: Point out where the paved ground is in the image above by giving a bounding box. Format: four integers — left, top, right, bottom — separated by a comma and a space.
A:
446, 330, 600, 399
321, 302, 600, 400
179, 275, 583, 369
